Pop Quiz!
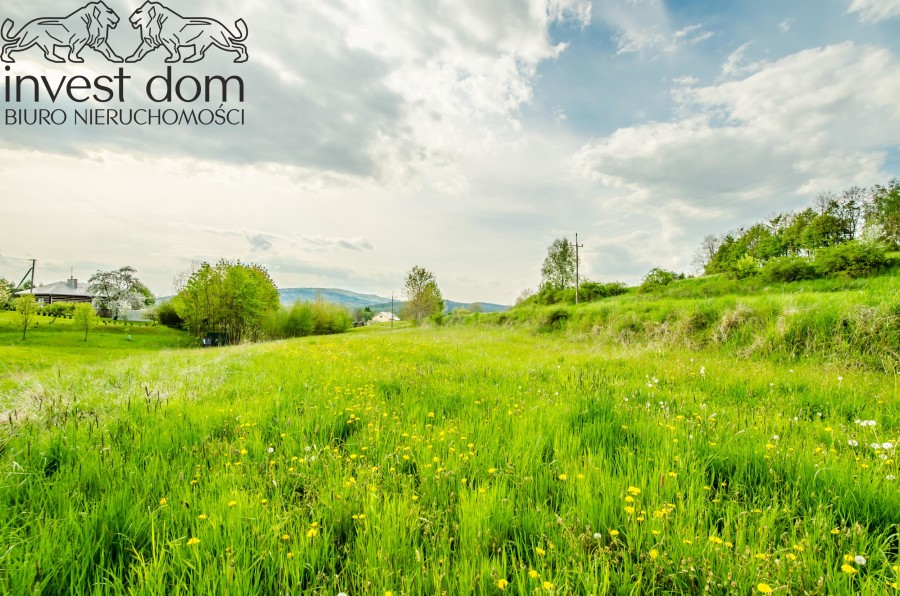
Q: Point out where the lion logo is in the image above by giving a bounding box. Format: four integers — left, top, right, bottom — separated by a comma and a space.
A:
126, 2, 248, 64
1, 1, 124, 64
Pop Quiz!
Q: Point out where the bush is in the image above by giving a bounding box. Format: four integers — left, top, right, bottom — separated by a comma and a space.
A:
761, 256, 818, 282
639, 268, 685, 293
814, 241, 889, 278
727, 255, 761, 280
579, 281, 627, 301
41, 302, 76, 318
156, 301, 184, 329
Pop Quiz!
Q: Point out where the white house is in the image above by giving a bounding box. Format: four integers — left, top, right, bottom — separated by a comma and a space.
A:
369, 312, 400, 324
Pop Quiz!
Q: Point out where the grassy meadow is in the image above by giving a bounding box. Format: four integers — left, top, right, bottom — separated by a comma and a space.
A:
0, 275, 899, 594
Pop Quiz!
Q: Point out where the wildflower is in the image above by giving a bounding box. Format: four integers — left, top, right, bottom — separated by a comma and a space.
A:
649, 549, 659, 559
268, 447, 274, 453
529, 569, 540, 579
757, 584, 773, 594
543, 581, 553, 591
609, 530, 619, 537
159, 498, 168, 506
287, 552, 293, 559
558, 474, 567, 481
848, 440, 859, 447
887, 475, 897, 481
627, 486, 641, 495
187, 537, 200, 546
488, 468, 497, 474
281, 534, 290, 541
841, 564, 857, 575
307, 528, 318, 538
535, 547, 546, 556
883, 442, 893, 450
228, 501, 237, 507
497, 579, 509, 590
830, 528, 839, 535
855, 555, 867, 566
825, 427, 833, 432
240, 449, 248, 455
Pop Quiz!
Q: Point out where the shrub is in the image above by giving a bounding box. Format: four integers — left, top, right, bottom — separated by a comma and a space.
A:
761, 256, 818, 282
639, 268, 685, 292
579, 281, 627, 301
814, 241, 889, 278
41, 302, 76, 319
727, 254, 761, 280
156, 301, 184, 329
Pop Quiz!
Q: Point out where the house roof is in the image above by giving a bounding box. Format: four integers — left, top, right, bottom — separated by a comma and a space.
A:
14, 280, 93, 298
376, 312, 400, 320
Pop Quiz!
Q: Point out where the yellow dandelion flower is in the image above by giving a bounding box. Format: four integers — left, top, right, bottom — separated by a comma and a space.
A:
306, 528, 319, 538
558, 474, 567, 481
535, 547, 546, 556
831, 528, 840, 535
488, 468, 497, 474
159, 498, 168, 506
757, 584, 773, 594
497, 579, 509, 590
543, 581, 553, 591
624, 506, 635, 515
198, 514, 207, 520
287, 552, 293, 559
187, 537, 200, 546
609, 529, 620, 537
228, 500, 237, 507
844, 554, 855, 563
529, 569, 539, 579
841, 564, 857, 575
649, 549, 659, 559
240, 449, 248, 455
281, 534, 290, 541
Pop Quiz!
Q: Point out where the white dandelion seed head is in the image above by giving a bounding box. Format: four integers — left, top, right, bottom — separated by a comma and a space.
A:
882, 442, 893, 450
854, 555, 866, 566
268, 447, 275, 453
593, 533, 602, 539
848, 440, 859, 447
887, 475, 896, 481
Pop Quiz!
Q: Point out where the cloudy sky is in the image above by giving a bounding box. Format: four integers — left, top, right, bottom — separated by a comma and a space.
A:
1, 0, 900, 304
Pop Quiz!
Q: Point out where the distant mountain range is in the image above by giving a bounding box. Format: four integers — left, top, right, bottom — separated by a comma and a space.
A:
278, 288, 509, 313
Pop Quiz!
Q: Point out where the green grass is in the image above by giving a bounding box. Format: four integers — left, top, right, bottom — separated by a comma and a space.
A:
0, 301, 898, 594
0, 311, 192, 400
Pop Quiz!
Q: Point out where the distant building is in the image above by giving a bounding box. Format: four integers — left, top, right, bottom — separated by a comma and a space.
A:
13, 277, 93, 305
369, 312, 400, 323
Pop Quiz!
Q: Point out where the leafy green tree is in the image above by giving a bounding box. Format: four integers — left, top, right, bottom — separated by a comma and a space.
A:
88, 266, 154, 320
540, 238, 576, 290
174, 260, 280, 343
401, 266, 445, 324
15, 295, 38, 340
73, 303, 97, 342
865, 178, 900, 247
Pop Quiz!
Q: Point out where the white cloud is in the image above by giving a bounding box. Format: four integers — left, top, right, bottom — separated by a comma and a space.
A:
847, 0, 900, 22
573, 42, 900, 267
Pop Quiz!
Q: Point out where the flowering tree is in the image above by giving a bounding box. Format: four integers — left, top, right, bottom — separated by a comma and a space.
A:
88, 266, 154, 319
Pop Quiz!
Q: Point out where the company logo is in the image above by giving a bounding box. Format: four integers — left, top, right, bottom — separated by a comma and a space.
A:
1, 1, 124, 64
1, 1, 248, 64
126, 2, 248, 64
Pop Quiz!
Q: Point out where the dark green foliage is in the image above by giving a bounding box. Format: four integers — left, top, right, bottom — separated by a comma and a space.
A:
518, 281, 626, 306
155, 301, 184, 329
814, 241, 889, 278
760, 256, 817, 282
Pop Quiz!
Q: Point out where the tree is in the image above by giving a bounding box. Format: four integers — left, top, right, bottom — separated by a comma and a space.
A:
174, 260, 280, 343
15, 295, 38, 340
540, 238, 576, 291
693, 234, 721, 274
73, 303, 97, 342
865, 178, 900, 247
88, 266, 154, 320
401, 266, 445, 324
0, 278, 12, 309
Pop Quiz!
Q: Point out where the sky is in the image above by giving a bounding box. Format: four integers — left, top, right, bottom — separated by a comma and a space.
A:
1, 0, 900, 304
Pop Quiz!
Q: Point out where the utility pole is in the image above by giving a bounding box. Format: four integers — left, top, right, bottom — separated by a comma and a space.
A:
571, 234, 583, 304
15, 259, 36, 291
390, 292, 394, 329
